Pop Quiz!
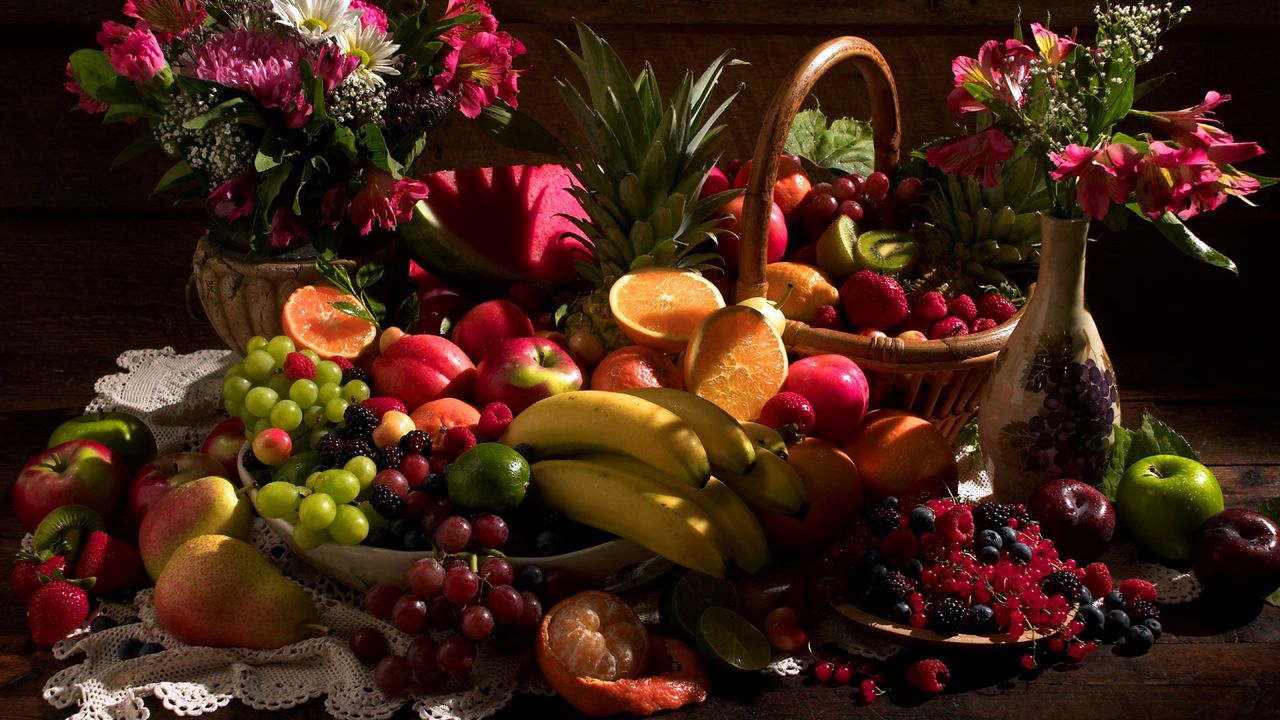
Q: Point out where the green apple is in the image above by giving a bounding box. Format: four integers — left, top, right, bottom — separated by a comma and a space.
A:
49, 411, 157, 472
1116, 454, 1224, 560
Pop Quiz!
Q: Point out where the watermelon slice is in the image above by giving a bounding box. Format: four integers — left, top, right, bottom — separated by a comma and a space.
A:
401, 164, 591, 284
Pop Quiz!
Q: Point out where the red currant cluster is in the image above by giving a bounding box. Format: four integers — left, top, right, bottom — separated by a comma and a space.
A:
811, 651, 886, 704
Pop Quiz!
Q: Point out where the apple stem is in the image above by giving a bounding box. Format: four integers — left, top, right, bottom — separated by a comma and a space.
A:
300, 622, 330, 637
1147, 464, 1163, 479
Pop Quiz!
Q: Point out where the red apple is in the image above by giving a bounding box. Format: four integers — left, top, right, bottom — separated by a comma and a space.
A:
371, 334, 476, 410
128, 452, 228, 523
782, 355, 870, 444
715, 196, 787, 271
200, 417, 246, 476
415, 286, 472, 336
699, 165, 731, 199
1192, 508, 1280, 599
450, 299, 535, 363
1027, 478, 1116, 562
14, 441, 130, 532
474, 337, 584, 414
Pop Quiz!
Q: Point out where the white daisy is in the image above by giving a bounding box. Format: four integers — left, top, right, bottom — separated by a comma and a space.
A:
337, 24, 401, 85
271, 0, 360, 43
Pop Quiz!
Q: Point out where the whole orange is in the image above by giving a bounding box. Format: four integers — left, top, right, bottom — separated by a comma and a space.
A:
733, 155, 813, 221
754, 438, 862, 555
590, 346, 684, 392
841, 409, 958, 503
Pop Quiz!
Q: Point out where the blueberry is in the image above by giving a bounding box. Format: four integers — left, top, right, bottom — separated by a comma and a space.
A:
1141, 618, 1163, 640
137, 642, 165, 657
1124, 624, 1154, 653
889, 602, 912, 623
389, 518, 415, 537
402, 528, 428, 551
970, 603, 995, 630
881, 496, 900, 509
900, 558, 923, 577
908, 506, 936, 534
1104, 609, 1131, 640
1080, 605, 1106, 634
1009, 542, 1032, 563
90, 615, 118, 633
979, 545, 1001, 564
869, 564, 889, 583
976, 529, 1003, 550
117, 638, 144, 661
516, 564, 544, 590
424, 474, 448, 497
1103, 591, 1126, 611
999, 526, 1019, 547
1078, 588, 1094, 607
535, 530, 562, 556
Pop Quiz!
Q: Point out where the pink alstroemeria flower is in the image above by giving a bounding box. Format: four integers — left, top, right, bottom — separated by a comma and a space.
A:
1205, 141, 1266, 166
97, 21, 167, 83
122, 0, 206, 40
1141, 91, 1237, 148
947, 39, 1037, 117
925, 128, 1016, 188
349, 169, 430, 235
1030, 23, 1076, 68
349, 0, 388, 32
434, 31, 526, 118
270, 207, 309, 251
1049, 142, 1141, 221
315, 43, 361, 93
440, 0, 498, 48
1135, 141, 1222, 220
64, 62, 108, 114
208, 172, 256, 222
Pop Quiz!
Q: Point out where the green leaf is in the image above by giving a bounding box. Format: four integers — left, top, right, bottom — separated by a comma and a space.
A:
102, 103, 152, 124
330, 301, 377, 325
152, 160, 195, 195
1151, 211, 1238, 274
110, 134, 159, 169
1100, 424, 1133, 501
255, 132, 286, 172
355, 262, 384, 290
314, 257, 358, 296
1097, 72, 1135, 136
1133, 72, 1172, 102
254, 160, 294, 224
68, 50, 117, 103
357, 124, 402, 176
783, 107, 875, 177
397, 291, 420, 332
183, 97, 263, 130
1266, 586, 1280, 608
478, 103, 564, 155
1258, 497, 1280, 524
1127, 411, 1200, 464
1243, 170, 1278, 188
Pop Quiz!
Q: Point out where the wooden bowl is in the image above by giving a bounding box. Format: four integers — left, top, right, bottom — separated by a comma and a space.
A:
832, 602, 1076, 649
237, 446, 669, 592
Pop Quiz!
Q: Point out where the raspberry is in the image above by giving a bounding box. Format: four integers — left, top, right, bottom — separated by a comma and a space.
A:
914, 291, 948, 321
344, 404, 379, 437
840, 271, 910, 330
1119, 579, 1157, 604
758, 392, 817, 433
374, 446, 404, 472
283, 352, 316, 381
399, 430, 432, 456
441, 426, 477, 458
315, 433, 343, 466
370, 485, 405, 519
1041, 570, 1083, 603
1128, 599, 1161, 622
905, 658, 950, 694
971, 317, 998, 333
934, 505, 975, 547
362, 397, 407, 420
946, 294, 977, 323
928, 316, 969, 340
477, 402, 514, 439
343, 366, 371, 386
810, 304, 842, 330
866, 505, 902, 536
1082, 562, 1113, 599
977, 292, 1018, 324
328, 356, 355, 371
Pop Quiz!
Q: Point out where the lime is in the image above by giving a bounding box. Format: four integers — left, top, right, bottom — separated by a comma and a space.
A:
660, 571, 740, 642
814, 214, 860, 281
694, 605, 772, 673
855, 230, 919, 274
447, 443, 531, 512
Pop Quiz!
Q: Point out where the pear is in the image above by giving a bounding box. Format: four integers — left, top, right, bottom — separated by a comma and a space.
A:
138, 475, 251, 580
154, 534, 321, 649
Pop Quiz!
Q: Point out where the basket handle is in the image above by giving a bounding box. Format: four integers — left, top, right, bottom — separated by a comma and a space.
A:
735, 36, 901, 303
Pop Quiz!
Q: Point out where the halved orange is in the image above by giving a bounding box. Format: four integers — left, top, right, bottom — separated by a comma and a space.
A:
281, 285, 377, 359
608, 269, 725, 353
683, 305, 788, 422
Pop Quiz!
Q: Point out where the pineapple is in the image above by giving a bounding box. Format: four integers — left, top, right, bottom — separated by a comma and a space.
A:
553, 21, 742, 350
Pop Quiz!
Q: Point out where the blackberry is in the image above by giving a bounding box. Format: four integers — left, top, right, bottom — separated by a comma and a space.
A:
927, 597, 968, 636
342, 366, 370, 386
399, 429, 432, 456
972, 502, 1014, 531
867, 505, 902, 536
375, 446, 404, 472
315, 433, 343, 466
1128, 599, 1160, 623
344, 404, 379, 437
869, 570, 914, 610
341, 438, 374, 464
370, 485, 405, 519
1009, 503, 1032, 528
1041, 570, 1083, 603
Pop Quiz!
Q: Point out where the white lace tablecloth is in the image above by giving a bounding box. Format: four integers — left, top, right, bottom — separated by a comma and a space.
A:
42, 348, 1197, 719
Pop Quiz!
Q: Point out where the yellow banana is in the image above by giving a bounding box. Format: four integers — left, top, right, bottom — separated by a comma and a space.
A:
619, 388, 757, 475
715, 450, 807, 516
740, 422, 788, 459
502, 391, 710, 486
700, 478, 771, 573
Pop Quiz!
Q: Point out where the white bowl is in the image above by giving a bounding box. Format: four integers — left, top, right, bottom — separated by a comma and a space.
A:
237, 446, 668, 592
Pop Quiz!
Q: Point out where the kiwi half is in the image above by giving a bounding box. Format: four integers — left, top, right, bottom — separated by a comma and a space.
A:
855, 230, 920, 274
32, 505, 106, 563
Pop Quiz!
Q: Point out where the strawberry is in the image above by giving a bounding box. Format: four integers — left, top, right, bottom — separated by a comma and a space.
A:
839, 271, 909, 330
759, 392, 817, 434
970, 317, 998, 333
74, 532, 146, 597
11, 554, 67, 604
928, 316, 970, 340
362, 396, 408, 420
946, 294, 977, 323
977, 292, 1018, 324
28, 575, 90, 649
477, 402, 514, 439
913, 291, 948, 322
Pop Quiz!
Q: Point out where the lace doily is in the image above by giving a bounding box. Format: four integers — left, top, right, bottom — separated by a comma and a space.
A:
44, 348, 1195, 719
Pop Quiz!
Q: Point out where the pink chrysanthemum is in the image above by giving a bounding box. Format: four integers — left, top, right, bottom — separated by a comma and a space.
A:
433, 30, 525, 118
123, 0, 206, 40
186, 29, 312, 128
349, 168, 429, 234
349, 0, 388, 32
97, 20, 167, 83
64, 62, 108, 114
208, 172, 256, 221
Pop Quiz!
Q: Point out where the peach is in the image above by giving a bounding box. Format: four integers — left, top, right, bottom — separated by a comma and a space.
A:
781, 355, 869, 444
371, 334, 475, 411
451, 299, 535, 363
841, 409, 958, 502
409, 398, 481, 448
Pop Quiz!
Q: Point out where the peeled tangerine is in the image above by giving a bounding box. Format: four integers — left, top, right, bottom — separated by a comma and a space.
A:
154, 534, 321, 650
537, 591, 710, 717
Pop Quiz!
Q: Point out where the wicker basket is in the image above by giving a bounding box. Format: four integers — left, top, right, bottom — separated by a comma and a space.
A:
734, 36, 1025, 443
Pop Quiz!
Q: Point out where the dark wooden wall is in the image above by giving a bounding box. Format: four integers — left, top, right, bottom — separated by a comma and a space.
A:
4, 0, 1279, 410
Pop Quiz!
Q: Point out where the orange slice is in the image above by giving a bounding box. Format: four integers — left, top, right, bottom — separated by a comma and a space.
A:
683, 305, 788, 422
537, 590, 710, 718
608, 269, 726, 353
281, 285, 377, 359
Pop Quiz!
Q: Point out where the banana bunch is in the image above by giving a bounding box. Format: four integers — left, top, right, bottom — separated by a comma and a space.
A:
503, 390, 808, 575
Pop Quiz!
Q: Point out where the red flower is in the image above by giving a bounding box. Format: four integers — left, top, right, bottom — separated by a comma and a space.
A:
925, 128, 1016, 187
349, 169, 429, 234
1030, 23, 1076, 69
270, 206, 309, 252
349, 0, 388, 32
1049, 142, 1141, 221
433, 31, 526, 118
947, 39, 1036, 118
1142, 91, 1237, 148
440, 0, 498, 48
97, 20, 166, 83
208, 172, 256, 222
64, 62, 107, 114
